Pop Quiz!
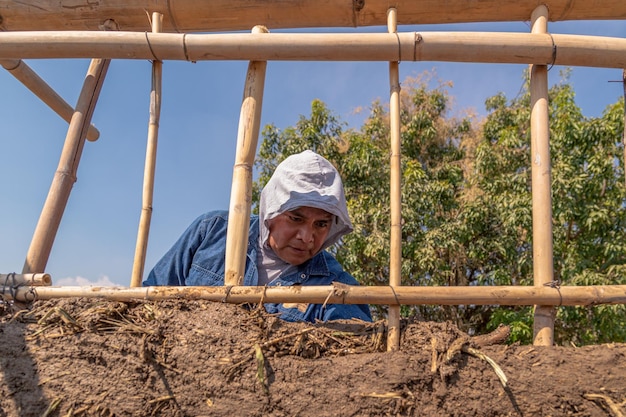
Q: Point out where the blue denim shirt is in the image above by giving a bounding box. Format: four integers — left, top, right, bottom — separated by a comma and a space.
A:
144, 211, 372, 322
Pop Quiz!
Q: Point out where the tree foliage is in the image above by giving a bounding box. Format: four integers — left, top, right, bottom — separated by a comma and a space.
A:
252, 70, 626, 345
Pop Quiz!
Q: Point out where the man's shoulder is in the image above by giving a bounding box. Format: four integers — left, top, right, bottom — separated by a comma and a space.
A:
195, 210, 259, 221
194, 210, 259, 233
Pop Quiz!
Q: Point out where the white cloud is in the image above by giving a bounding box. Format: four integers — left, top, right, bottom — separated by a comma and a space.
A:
54, 275, 119, 287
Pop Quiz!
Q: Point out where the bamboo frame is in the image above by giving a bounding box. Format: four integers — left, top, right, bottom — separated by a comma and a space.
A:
529, 5, 556, 347
224, 25, 269, 286
1, 0, 625, 32
2, 6, 624, 349
7, 284, 626, 305
130, 12, 164, 288
1, 59, 100, 141
1, 32, 626, 69
387, 7, 401, 352
21, 58, 110, 274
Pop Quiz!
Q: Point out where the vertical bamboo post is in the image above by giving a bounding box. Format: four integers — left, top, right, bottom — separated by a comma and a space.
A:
530, 5, 555, 346
387, 7, 402, 351
22, 58, 110, 274
622, 69, 626, 188
130, 12, 163, 287
224, 25, 269, 286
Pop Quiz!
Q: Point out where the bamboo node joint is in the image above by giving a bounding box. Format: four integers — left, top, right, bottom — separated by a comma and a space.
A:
233, 163, 253, 172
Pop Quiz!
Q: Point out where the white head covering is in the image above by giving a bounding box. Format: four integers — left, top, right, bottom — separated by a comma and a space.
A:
256, 150, 353, 284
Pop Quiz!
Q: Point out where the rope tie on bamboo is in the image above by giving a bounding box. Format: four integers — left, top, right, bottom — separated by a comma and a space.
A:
394, 32, 402, 63
182, 33, 193, 63
413, 33, 423, 62
543, 279, 563, 306
145, 32, 160, 62
389, 285, 401, 306
221, 285, 234, 303
322, 282, 350, 311
1, 272, 36, 303
547, 33, 557, 71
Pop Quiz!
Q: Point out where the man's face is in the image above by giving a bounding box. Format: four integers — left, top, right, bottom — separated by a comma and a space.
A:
267, 206, 333, 265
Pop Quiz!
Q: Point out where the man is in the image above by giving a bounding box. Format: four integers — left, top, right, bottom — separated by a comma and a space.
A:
144, 150, 372, 322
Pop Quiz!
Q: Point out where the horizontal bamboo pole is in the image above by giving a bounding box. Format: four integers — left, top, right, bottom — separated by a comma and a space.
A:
0, 273, 52, 286
0, 31, 626, 69
1, 0, 625, 32
8, 284, 626, 306
1, 59, 100, 141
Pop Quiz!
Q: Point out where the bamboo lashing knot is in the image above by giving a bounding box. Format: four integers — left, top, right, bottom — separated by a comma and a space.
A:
394, 32, 402, 63
221, 285, 234, 303
145, 32, 161, 62
413, 33, 423, 62
548, 33, 557, 71
182, 33, 193, 63
1, 273, 36, 304
543, 279, 563, 306
322, 282, 350, 311
389, 285, 401, 306
259, 285, 267, 305
321, 287, 333, 311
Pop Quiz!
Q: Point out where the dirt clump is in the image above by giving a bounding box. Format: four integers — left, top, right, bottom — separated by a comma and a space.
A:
0, 298, 624, 416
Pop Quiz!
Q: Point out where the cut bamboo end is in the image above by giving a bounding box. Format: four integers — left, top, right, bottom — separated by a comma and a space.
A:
1, 273, 52, 286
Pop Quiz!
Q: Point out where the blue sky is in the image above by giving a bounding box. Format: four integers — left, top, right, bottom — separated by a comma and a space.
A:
1, 20, 625, 286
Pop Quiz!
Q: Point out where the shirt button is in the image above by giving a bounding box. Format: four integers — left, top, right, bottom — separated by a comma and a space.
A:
300, 273, 306, 279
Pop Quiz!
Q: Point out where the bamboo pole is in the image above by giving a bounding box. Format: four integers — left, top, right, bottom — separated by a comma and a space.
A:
130, 12, 164, 288
224, 25, 269, 286
623, 69, 626, 189
1, 59, 100, 141
1, 0, 626, 32
21, 58, 110, 275
7, 284, 626, 305
529, 5, 555, 347
387, 7, 401, 352
0, 273, 51, 286
1, 31, 626, 69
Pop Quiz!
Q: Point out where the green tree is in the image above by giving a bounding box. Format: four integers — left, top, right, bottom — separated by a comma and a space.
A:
253, 70, 626, 345
479, 71, 626, 344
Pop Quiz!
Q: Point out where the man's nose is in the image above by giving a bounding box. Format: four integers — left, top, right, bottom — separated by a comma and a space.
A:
297, 224, 314, 243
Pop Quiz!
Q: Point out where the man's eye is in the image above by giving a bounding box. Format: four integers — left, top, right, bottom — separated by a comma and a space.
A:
288, 215, 302, 222
316, 221, 330, 228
